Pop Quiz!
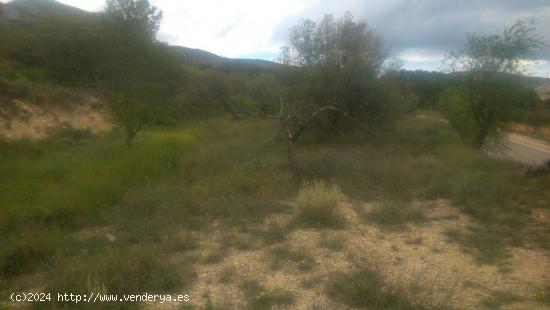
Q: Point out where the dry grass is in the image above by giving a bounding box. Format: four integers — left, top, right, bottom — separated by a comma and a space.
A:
292, 181, 346, 229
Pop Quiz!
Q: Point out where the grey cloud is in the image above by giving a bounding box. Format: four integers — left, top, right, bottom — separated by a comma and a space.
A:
272, 0, 550, 60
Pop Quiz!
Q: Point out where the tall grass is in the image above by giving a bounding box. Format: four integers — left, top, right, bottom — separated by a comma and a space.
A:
292, 181, 346, 229
0, 130, 196, 231
1, 116, 548, 306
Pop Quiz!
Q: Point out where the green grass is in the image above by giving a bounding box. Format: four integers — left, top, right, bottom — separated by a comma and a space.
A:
0, 130, 196, 231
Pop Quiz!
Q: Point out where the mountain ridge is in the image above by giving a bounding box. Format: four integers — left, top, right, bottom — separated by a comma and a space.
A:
0, 0, 285, 72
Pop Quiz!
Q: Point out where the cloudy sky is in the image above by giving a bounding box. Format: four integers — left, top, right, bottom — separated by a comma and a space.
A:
4, 0, 550, 77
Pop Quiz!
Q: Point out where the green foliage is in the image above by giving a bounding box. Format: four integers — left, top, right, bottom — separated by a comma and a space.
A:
395, 70, 453, 109
104, 0, 162, 42
439, 78, 539, 147
438, 87, 479, 142
444, 19, 545, 148
280, 13, 400, 133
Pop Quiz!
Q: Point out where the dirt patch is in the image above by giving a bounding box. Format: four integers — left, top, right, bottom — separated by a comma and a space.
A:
0, 98, 111, 139
147, 200, 550, 309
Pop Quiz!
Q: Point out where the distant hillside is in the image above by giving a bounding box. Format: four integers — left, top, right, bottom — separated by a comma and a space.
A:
169, 46, 286, 73
0, 0, 89, 26
1, 0, 285, 74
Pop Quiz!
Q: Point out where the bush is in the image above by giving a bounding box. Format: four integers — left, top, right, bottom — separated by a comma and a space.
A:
327, 268, 432, 309
293, 181, 346, 229
50, 123, 94, 141
47, 246, 188, 296
0, 231, 58, 277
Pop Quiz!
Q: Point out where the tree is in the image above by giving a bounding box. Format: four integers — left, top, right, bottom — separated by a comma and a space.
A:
100, 0, 167, 146
104, 0, 162, 42
443, 19, 545, 148
279, 13, 390, 138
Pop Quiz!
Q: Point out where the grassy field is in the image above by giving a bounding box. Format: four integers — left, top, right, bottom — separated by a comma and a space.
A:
1, 116, 549, 309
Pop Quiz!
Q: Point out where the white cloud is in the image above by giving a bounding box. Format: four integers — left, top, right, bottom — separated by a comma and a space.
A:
2, 0, 311, 58
151, 0, 312, 58
398, 49, 445, 63
44, 0, 312, 58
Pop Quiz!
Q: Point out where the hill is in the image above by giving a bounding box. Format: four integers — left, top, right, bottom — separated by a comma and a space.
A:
0, 0, 89, 26
169, 46, 286, 73
0, 0, 284, 74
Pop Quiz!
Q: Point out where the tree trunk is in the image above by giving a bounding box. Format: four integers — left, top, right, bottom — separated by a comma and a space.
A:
473, 125, 489, 149
125, 121, 142, 147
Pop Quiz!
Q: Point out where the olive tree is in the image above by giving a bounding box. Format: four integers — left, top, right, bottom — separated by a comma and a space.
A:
278, 13, 390, 139
100, 0, 166, 146
443, 19, 545, 148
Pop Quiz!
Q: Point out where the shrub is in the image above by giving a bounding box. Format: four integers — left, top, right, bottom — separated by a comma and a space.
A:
293, 181, 346, 229
327, 268, 431, 309
50, 123, 94, 141
47, 246, 187, 296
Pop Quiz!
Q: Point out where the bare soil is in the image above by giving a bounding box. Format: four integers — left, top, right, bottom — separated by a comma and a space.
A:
147, 200, 550, 309
0, 98, 111, 139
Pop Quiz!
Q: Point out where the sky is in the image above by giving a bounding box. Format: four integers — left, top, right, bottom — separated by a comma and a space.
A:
3, 0, 550, 77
